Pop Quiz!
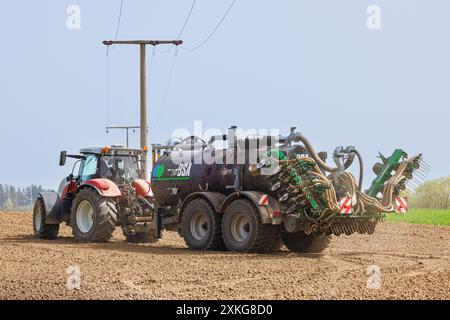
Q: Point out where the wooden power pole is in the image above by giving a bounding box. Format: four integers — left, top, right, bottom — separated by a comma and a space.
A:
103, 40, 183, 179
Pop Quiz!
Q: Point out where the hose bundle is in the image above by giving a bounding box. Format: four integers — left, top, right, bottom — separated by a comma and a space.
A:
266, 153, 416, 219
287, 134, 416, 216
328, 159, 414, 215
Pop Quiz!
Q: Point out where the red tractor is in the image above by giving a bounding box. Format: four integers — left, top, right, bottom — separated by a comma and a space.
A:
32, 146, 158, 243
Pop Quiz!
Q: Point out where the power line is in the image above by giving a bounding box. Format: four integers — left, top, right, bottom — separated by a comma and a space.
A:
181, 0, 236, 51
157, 0, 197, 54
155, 48, 178, 128
155, 0, 237, 128
147, 45, 156, 94
105, 47, 111, 143
153, 1, 198, 130
147, 45, 156, 134
106, 0, 124, 143
176, 0, 197, 40
111, 0, 125, 52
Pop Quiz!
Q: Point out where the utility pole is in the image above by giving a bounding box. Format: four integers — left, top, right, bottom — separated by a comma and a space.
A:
106, 125, 144, 148
103, 40, 183, 179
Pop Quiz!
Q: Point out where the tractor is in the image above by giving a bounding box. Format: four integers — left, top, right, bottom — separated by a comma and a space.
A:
33, 146, 158, 243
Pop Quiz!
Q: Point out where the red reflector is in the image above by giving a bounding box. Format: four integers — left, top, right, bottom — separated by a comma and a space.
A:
272, 211, 281, 218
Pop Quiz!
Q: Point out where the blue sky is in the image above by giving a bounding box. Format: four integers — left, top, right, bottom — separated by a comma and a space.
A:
0, 0, 448, 189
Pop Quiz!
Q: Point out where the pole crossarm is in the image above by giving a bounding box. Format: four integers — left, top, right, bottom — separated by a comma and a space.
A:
106, 125, 145, 148
103, 40, 183, 46
106, 126, 142, 130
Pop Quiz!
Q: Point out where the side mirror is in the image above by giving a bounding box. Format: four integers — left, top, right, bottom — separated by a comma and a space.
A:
59, 151, 67, 166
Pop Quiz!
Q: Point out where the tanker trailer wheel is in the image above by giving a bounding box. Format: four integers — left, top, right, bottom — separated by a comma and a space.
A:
33, 198, 59, 239
222, 199, 280, 252
281, 231, 331, 253
181, 198, 226, 251
70, 188, 117, 243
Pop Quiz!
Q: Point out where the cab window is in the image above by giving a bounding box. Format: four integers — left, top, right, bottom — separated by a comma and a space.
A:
80, 155, 98, 181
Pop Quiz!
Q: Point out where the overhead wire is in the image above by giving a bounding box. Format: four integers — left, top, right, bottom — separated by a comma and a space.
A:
106, 0, 124, 142
147, 45, 156, 131
154, 0, 236, 129
110, 0, 124, 52
157, 0, 197, 54
106, 0, 236, 139
181, 0, 236, 51
154, 0, 199, 126
155, 48, 178, 129
105, 47, 111, 143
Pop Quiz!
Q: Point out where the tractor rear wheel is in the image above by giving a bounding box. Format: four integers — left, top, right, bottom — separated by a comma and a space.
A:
222, 199, 280, 252
70, 188, 117, 242
281, 231, 331, 253
181, 198, 225, 251
33, 198, 59, 239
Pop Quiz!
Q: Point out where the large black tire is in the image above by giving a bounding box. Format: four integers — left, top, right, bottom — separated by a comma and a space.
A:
70, 188, 117, 243
181, 198, 225, 251
222, 199, 280, 252
122, 225, 159, 244
281, 231, 331, 253
33, 198, 59, 239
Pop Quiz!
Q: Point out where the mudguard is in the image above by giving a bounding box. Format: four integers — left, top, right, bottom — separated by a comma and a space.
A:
133, 179, 154, 197
36, 191, 62, 224
220, 191, 282, 225
81, 178, 121, 197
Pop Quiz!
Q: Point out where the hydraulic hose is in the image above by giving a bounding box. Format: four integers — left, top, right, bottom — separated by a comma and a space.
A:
291, 134, 354, 172
352, 149, 364, 191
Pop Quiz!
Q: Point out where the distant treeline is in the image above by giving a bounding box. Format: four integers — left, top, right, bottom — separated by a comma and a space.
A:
0, 184, 50, 211
404, 176, 449, 210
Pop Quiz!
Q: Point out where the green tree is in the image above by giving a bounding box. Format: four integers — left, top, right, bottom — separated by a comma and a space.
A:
0, 184, 5, 209
4, 198, 14, 211
404, 176, 449, 209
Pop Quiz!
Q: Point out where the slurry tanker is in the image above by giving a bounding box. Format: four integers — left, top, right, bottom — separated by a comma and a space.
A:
33, 127, 426, 253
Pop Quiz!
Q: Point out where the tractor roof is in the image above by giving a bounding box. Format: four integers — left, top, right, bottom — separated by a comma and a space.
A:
80, 146, 142, 156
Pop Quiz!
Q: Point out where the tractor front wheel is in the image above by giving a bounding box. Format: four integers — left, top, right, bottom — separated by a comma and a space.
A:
70, 188, 117, 242
33, 198, 59, 239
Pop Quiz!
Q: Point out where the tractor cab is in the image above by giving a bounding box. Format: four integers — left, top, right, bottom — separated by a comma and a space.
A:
60, 146, 143, 186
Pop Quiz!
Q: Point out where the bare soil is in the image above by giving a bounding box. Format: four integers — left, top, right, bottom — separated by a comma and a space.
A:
0, 211, 448, 300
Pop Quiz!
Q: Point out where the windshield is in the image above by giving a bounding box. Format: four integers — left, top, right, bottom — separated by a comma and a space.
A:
99, 155, 140, 185
80, 155, 98, 181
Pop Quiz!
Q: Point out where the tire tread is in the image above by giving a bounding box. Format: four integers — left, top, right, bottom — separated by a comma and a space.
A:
33, 199, 59, 240
182, 198, 226, 251
71, 188, 117, 243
